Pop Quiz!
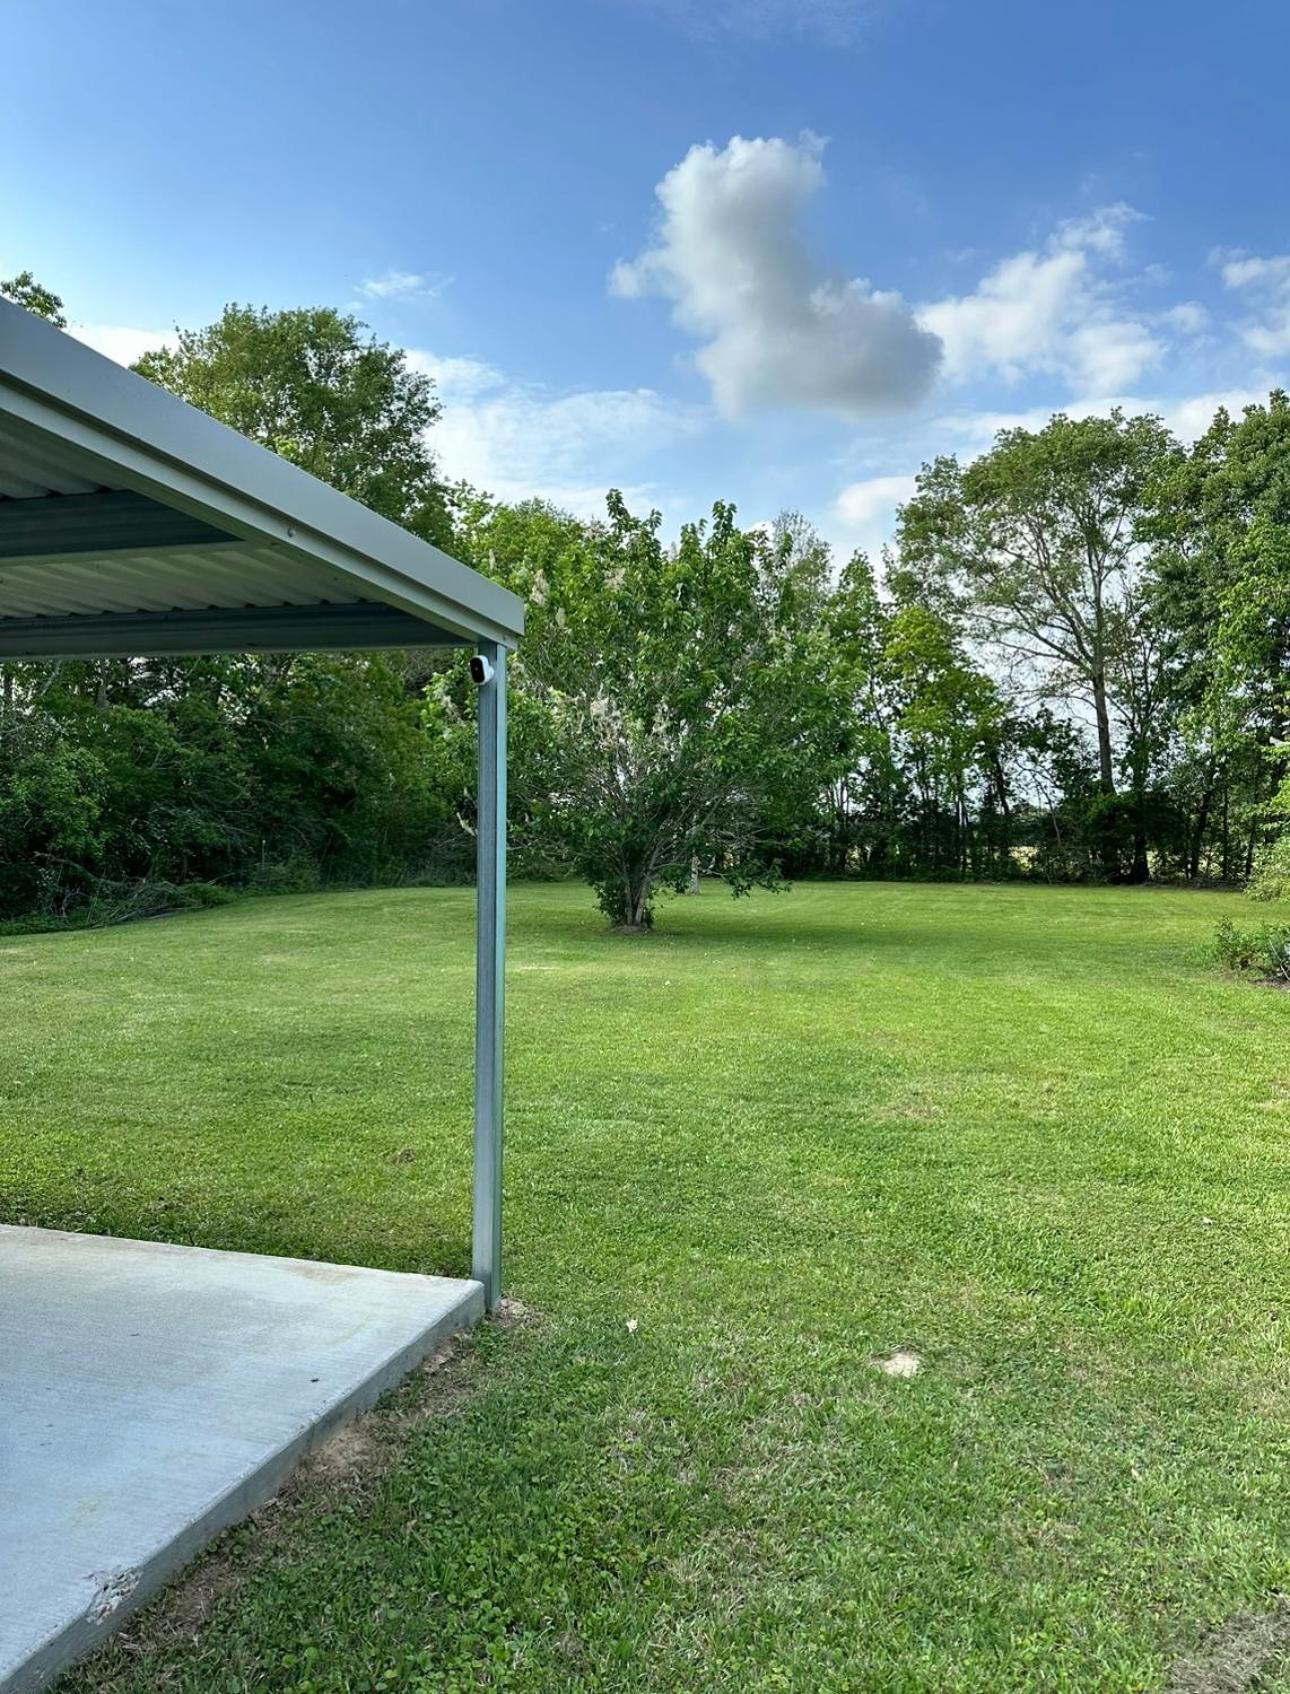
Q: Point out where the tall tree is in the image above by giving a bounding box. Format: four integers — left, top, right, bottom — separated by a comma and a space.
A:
1145, 392, 1290, 881
897, 410, 1174, 879
135, 304, 452, 547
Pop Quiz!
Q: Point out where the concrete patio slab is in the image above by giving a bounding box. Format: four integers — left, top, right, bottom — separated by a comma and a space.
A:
0, 1225, 483, 1693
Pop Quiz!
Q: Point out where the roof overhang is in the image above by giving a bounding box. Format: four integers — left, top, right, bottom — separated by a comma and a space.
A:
0, 300, 524, 659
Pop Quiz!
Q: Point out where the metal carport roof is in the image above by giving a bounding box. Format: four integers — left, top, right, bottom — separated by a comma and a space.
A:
0, 297, 523, 656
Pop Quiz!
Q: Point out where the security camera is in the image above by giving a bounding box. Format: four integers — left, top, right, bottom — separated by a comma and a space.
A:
469, 654, 495, 687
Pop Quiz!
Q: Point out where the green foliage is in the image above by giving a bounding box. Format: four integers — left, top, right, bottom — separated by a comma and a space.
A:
0, 293, 469, 926
135, 303, 452, 547
899, 411, 1175, 881
4, 272, 1290, 921
0, 269, 66, 325
0, 652, 455, 923
448, 492, 848, 928
1143, 393, 1290, 882
1213, 914, 1290, 980
1248, 838, 1290, 902
1247, 771, 1290, 900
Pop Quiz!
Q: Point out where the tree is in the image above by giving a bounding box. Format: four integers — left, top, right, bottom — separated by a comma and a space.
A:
882, 601, 1008, 877
443, 492, 851, 929
135, 304, 452, 547
897, 410, 1174, 879
1145, 392, 1290, 881
0, 270, 66, 325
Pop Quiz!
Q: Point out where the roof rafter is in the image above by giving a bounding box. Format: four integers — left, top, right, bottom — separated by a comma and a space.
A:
0, 601, 467, 659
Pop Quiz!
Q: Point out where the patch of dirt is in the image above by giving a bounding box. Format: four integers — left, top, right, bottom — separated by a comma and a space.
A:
148, 1554, 243, 1641
304, 1422, 386, 1486
1168, 1597, 1290, 1693
877, 1350, 921, 1378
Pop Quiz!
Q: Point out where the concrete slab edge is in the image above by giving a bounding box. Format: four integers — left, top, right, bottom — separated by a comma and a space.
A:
10, 1278, 486, 1694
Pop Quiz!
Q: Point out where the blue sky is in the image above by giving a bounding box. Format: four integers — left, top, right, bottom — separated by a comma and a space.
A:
6, 0, 1290, 556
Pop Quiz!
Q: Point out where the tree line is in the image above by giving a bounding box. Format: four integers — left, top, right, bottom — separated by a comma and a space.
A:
2, 272, 1287, 930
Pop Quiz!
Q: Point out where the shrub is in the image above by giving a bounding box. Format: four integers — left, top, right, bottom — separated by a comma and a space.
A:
250, 853, 323, 895
1214, 916, 1290, 982
1248, 833, 1290, 903
0, 877, 236, 936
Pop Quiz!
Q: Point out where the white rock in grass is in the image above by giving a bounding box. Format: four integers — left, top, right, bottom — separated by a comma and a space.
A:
878, 1350, 921, 1378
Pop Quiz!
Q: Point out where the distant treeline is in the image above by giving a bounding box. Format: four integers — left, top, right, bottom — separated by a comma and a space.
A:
1, 275, 1287, 928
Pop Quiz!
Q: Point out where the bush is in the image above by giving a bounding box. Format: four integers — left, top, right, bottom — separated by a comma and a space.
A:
1248, 834, 1290, 903
0, 877, 236, 936
249, 854, 323, 895
1214, 916, 1290, 982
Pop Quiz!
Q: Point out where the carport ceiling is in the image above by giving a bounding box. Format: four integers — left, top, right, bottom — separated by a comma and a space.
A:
0, 299, 523, 660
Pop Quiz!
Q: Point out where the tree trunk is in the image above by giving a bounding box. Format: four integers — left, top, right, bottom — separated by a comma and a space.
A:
1092, 673, 1115, 795
990, 751, 1011, 873
1187, 784, 1213, 882
1221, 786, 1232, 882
1129, 822, 1149, 884
621, 869, 652, 930
1090, 672, 1121, 879
687, 855, 700, 894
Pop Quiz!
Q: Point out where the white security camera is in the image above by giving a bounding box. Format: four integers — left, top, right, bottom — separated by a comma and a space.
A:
469, 654, 495, 687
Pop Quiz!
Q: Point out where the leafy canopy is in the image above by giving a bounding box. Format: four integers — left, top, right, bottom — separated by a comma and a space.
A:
135, 304, 451, 547
441, 491, 852, 928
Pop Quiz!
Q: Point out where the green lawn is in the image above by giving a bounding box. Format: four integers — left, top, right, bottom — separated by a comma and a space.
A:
5, 880, 1290, 1692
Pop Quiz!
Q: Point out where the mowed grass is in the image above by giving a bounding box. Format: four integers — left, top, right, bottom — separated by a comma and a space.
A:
5, 880, 1290, 1692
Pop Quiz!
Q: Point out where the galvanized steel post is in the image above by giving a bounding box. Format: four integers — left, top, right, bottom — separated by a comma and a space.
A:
472, 640, 507, 1309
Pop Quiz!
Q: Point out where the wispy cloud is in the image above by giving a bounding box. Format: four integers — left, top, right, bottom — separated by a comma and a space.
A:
933, 386, 1279, 455
68, 322, 173, 366
916, 205, 1162, 393
1219, 250, 1290, 355
410, 348, 705, 517
356, 268, 452, 303
833, 472, 917, 555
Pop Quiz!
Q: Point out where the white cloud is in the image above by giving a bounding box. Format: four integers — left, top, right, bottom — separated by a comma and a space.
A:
934, 385, 1276, 456
1148, 386, 1274, 440
68, 323, 173, 366
1160, 301, 1209, 335
1052, 204, 1143, 257
833, 472, 916, 554
412, 348, 703, 517
406, 351, 506, 398
917, 204, 1162, 393
357, 268, 451, 302
1220, 252, 1290, 355
612, 135, 942, 419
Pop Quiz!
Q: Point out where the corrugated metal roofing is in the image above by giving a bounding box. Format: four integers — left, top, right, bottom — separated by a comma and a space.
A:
0, 543, 361, 620
0, 300, 524, 657
0, 417, 105, 499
